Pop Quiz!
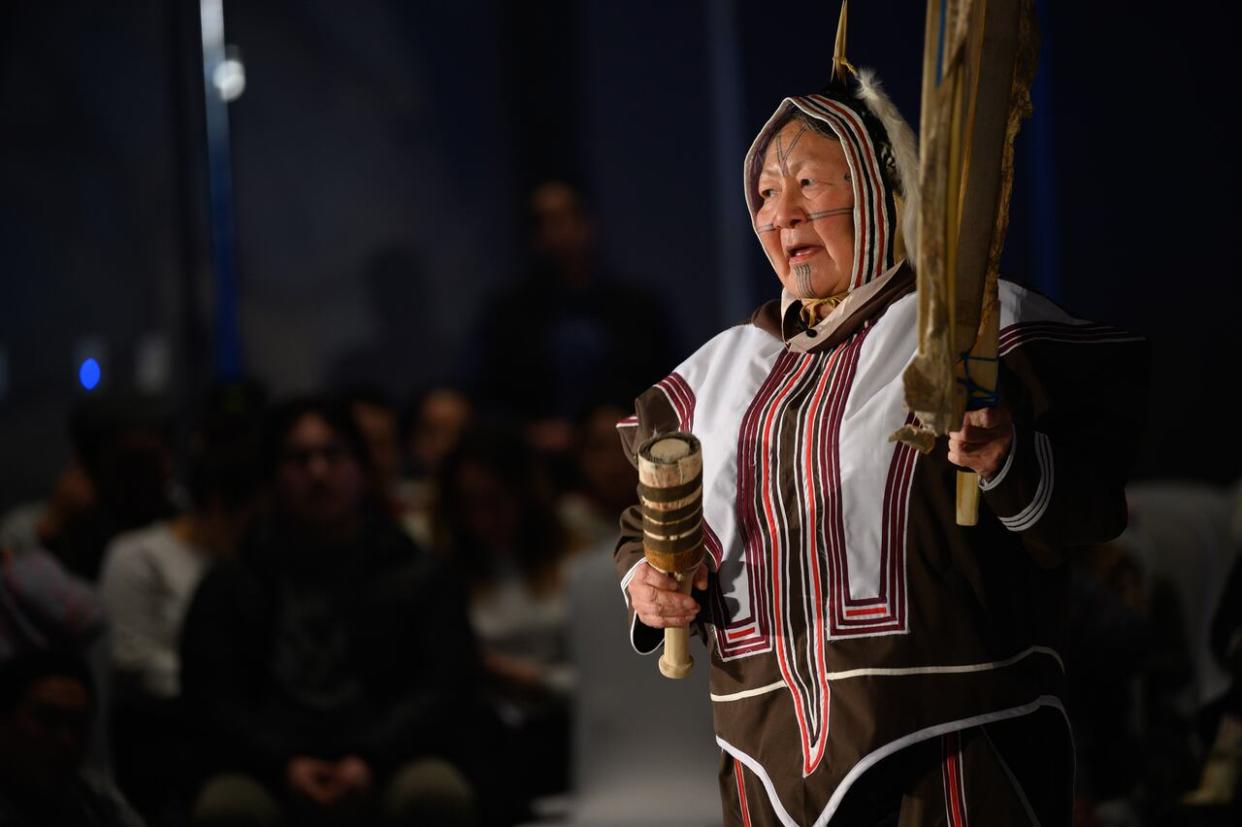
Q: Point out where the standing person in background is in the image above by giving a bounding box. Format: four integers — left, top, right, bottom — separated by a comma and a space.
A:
181, 396, 482, 827
99, 422, 260, 824
473, 179, 674, 459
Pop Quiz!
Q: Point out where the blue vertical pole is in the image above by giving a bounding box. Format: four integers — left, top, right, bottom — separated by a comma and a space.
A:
199, 0, 243, 379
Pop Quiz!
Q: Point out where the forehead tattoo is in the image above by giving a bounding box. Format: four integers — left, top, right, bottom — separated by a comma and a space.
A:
756, 121, 810, 234
755, 119, 853, 234
774, 122, 810, 177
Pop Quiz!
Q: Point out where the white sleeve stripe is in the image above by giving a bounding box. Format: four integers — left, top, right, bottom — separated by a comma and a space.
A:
622, 559, 664, 654
629, 611, 662, 655
978, 423, 1017, 491
999, 432, 1053, 532
620, 558, 648, 608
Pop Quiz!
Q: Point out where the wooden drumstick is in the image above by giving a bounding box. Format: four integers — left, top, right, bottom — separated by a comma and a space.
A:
637, 432, 705, 680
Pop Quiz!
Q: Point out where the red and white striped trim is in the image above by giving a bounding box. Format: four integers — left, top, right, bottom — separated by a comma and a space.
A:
798, 95, 894, 289
734, 758, 753, 827
742, 94, 897, 295
942, 731, 970, 827
655, 372, 695, 432
723, 324, 916, 776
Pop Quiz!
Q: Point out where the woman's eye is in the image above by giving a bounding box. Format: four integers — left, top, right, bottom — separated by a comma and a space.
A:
760, 188, 776, 199
800, 178, 814, 187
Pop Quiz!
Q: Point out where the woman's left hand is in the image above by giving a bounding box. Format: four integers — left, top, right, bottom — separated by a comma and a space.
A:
947, 405, 1014, 481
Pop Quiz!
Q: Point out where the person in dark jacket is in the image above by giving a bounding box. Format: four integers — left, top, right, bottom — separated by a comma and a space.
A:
180, 396, 481, 827
0, 649, 145, 827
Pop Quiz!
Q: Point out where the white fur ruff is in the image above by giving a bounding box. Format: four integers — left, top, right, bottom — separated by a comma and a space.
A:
854, 69, 920, 258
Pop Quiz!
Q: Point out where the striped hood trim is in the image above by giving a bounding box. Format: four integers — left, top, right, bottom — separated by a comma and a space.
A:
744, 90, 909, 293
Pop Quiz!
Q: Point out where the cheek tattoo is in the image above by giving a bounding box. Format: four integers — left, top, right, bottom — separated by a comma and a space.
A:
793, 262, 815, 298
806, 206, 853, 221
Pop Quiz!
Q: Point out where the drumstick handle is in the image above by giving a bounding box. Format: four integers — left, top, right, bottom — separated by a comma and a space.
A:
658, 572, 695, 679
956, 469, 980, 526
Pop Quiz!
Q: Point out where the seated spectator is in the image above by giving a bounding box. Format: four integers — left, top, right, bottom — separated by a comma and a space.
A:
0, 649, 144, 827
9, 394, 178, 582
99, 429, 259, 823
398, 385, 473, 547
1, 544, 110, 777
180, 395, 481, 827
558, 404, 639, 554
1062, 539, 1202, 824
1184, 494, 1242, 813
434, 424, 573, 812
1, 547, 104, 661
0, 460, 96, 555
343, 386, 404, 514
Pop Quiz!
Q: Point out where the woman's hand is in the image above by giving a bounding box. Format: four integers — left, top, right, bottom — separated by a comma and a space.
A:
626, 561, 709, 629
947, 406, 1014, 481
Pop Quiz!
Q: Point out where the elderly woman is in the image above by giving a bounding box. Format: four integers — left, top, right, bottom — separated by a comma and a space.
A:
614, 67, 1147, 826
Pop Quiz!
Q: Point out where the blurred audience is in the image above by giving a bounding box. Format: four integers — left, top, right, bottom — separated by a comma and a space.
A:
558, 404, 639, 554
1061, 542, 1196, 825
0, 461, 96, 555
1, 394, 177, 581
1061, 480, 1242, 826
2, 518, 112, 782
179, 395, 481, 827
1182, 484, 1242, 818
99, 413, 260, 824
329, 246, 446, 399
398, 385, 474, 547
434, 424, 574, 815
343, 386, 405, 511
0, 649, 145, 827
472, 179, 673, 459
13, 333, 1242, 827
1, 546, 104, 662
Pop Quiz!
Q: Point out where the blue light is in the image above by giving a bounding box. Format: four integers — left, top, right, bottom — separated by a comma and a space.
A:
79, 358, 101, 391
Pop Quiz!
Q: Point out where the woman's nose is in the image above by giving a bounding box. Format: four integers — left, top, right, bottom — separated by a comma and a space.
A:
773, 188, 805, 228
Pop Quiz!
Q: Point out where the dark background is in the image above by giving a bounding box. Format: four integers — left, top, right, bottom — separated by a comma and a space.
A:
2, 0, 1239, 510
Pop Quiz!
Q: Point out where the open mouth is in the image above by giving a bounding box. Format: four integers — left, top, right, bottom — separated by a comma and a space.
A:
786, 244, 822, 262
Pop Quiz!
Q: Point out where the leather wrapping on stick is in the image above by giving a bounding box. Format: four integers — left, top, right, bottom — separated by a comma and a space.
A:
637, 433, 705, 679
893, 0, 1039, 452
637, 433, 705, 576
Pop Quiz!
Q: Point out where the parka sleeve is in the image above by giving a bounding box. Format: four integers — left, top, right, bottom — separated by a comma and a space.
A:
979, 328, 1151, 555
614, 381, 687, 654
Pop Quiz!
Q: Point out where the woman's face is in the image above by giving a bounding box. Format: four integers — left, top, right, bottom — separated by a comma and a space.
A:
754, 118, 856, 299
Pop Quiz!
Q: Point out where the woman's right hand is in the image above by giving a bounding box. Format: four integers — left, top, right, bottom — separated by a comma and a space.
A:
626, 561, 709, 628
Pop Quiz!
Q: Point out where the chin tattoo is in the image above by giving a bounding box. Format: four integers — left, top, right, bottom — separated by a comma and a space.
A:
792, 263, 815, 298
